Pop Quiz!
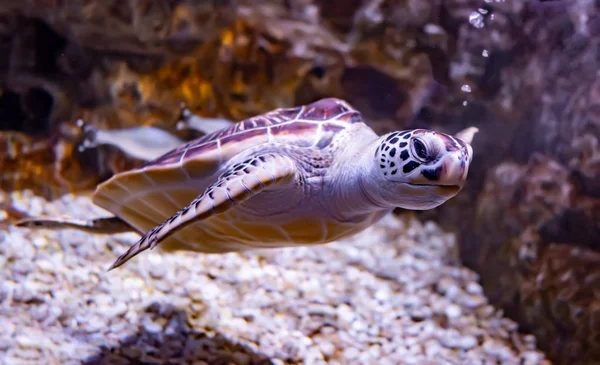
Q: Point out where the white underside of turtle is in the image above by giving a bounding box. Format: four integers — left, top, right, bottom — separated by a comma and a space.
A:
16, 98, 477, 270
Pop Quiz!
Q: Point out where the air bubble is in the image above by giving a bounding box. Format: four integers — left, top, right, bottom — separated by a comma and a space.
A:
469, 11, 485, 29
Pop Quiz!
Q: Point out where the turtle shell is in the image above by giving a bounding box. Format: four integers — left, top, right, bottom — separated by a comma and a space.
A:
92, 98, 367, 235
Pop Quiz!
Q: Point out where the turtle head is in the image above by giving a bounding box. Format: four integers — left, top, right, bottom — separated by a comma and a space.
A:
366, 127, 477, 210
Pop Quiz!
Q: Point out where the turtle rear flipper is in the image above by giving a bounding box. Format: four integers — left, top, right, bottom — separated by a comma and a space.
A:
15, 216, 135, 234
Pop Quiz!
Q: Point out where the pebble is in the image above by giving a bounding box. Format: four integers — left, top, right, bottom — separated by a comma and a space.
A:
0, 191, 550, 364
466, 282, 483, 295
445, 304, 462, 319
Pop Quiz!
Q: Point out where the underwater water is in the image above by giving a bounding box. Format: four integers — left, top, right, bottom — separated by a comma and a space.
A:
0, 1, 598, 364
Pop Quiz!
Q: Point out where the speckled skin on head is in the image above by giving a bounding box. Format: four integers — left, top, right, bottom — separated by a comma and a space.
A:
15, 98, 477, 270
371, 128, 475, 210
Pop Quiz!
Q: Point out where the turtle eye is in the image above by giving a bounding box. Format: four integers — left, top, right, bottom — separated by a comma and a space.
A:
412, 138, 430, 162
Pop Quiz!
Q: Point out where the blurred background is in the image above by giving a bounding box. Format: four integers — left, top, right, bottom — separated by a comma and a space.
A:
0, 1, 598, 364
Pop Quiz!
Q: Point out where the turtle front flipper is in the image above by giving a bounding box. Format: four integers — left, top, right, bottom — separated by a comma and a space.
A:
108, 152, 298, 270
14, 216, 136, 234
454, 126, 479, 144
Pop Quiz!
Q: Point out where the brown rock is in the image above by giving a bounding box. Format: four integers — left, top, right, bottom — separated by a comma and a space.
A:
415, 2, 600, 363
465, 153, 600, 364
0, 0, 438, 196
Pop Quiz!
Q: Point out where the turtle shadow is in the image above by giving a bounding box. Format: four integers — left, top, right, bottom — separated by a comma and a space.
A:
83, 301, 275, 365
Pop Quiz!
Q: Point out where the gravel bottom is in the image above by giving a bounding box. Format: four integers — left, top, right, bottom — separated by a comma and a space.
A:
0, 190, 550, 365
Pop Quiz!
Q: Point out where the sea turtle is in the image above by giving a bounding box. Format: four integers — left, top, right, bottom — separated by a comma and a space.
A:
175, 103, 235, 135
77, 120, 185, 162
75, 106, 235, 162
17, 98, 477, 271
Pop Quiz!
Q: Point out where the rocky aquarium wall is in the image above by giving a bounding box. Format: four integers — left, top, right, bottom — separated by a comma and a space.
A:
0, 1, 598, 364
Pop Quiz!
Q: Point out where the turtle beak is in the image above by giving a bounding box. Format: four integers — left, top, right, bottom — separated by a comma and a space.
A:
433, 184, 462, 196
441, 144, 473, 187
